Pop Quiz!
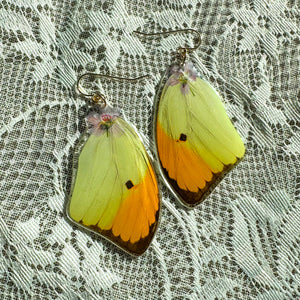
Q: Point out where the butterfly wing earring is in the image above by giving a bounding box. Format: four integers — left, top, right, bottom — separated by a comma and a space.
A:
67, 73, 160, 256
135, 29, 245, 207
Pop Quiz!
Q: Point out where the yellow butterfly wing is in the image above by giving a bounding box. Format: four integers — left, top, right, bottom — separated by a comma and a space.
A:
156, 62, 245, 206
68, 112, 159, 255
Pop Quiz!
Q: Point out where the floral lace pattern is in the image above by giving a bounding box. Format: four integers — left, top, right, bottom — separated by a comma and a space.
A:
0, 0, 299, 299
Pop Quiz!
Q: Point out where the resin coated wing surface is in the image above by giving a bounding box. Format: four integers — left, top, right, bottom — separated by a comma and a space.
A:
156, 62, 245, 206
69, 112, 159, 255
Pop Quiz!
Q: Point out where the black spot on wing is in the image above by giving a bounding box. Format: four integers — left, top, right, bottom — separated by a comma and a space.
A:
125, 180, 134, 189
179, 133, 187, 141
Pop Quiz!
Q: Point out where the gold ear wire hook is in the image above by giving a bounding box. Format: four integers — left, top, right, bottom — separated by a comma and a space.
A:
133, 29, 201, 65
77, 73, 149, 107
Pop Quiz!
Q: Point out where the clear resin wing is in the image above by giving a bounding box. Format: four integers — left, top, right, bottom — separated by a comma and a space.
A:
155, 61, 245, 207
67, 110, 160, 255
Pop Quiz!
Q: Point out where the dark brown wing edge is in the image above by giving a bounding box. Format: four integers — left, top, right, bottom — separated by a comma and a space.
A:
74, 208, 160, 256
161, 157, 244, 207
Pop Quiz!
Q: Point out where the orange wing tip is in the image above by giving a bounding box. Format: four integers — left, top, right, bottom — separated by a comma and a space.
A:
71, 209, 159, 256
111, 166, 159, 242
161, 158, 244, 207
74, 166, 159, 256
157, 123, 213, 192
157, 121, 245, 206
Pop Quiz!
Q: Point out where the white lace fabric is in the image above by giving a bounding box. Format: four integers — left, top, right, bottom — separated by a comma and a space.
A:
0, 0, 299, 299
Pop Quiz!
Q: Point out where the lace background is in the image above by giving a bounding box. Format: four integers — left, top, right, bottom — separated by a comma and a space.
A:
0, 0, 299, 299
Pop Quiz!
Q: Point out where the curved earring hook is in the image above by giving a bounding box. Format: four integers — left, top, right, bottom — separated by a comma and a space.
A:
77, 73, 149, 107
133, 29, 201, 65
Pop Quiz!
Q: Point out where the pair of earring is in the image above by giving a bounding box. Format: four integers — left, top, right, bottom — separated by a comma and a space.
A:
66, 29, 245, 256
